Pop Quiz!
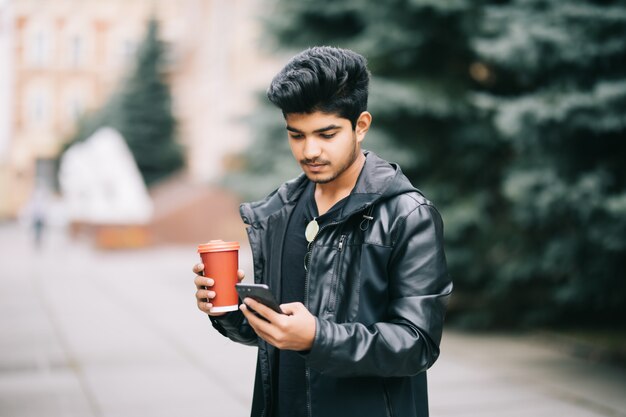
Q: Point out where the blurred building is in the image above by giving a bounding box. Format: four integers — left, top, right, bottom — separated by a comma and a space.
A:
0, 0, 282, 219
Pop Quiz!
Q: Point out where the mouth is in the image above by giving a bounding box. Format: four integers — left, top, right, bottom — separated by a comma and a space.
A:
304, 163, 327, 172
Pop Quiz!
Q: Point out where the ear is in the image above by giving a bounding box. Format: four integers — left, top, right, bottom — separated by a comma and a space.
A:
355, 111, 372, 144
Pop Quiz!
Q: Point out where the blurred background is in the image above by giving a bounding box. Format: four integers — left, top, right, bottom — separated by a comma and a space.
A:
1, 0, 625, 416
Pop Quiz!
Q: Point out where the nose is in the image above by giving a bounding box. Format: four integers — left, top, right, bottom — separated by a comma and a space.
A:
302, 138, 322, 160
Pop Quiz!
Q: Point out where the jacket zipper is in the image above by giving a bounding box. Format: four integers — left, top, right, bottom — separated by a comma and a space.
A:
303, 220, 340, 417
338, 234, 346, 251
327, 234, 346, 314
304, 245, 314, 417
302, 209, 368, 417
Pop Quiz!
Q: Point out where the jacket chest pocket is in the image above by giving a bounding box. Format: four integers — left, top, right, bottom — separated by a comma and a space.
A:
321, 234, 364, 323
325, 234, 347, 315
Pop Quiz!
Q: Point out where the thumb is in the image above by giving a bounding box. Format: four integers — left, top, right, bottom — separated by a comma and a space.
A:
237, 269, 245, 282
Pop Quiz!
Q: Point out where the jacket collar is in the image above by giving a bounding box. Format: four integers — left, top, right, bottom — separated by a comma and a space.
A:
240, 150, 410, 226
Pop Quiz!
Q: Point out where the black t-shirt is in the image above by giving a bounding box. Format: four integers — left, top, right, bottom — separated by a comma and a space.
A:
276, 181, 348, 417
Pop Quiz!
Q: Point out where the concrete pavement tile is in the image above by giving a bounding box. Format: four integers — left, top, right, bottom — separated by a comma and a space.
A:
0, 369, 95, 417
438, 331, 626, 416
431, 400, 610, 417
98, 403, 250, 417
0, 326, 66, 375
520, 355, 626, 415
429, 379, 548, 415
429, 357, 502, 386
85, 365, 251, 416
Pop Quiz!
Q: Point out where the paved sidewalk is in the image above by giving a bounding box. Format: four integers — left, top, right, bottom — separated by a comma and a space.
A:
1, 223, 625, 417
429, 333, 626, 417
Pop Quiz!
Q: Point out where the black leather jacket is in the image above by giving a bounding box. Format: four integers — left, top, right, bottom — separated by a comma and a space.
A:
211, 151, 452, 417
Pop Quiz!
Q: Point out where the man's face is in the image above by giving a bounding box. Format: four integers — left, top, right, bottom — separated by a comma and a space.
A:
285, 111, 365, 184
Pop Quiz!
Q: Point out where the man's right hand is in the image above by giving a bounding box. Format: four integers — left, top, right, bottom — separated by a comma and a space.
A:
193, 263, 245, 317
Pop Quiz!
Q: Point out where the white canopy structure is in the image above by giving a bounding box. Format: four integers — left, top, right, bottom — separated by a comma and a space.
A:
59, 127, 153, 225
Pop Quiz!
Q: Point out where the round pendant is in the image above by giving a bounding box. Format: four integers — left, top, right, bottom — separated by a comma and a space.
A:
305, 219, 319, 243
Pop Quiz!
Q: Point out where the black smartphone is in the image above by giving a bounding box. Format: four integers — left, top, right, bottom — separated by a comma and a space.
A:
235, 283, 284, 314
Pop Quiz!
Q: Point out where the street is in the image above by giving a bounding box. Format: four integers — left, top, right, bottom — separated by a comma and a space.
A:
1, 223, 625, 417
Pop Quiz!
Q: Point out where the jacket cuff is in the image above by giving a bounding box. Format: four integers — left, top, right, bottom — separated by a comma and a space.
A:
302, 317, 331, 370
209, 311, 244, 336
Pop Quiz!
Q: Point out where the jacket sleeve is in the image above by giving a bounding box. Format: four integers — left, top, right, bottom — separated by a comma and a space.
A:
304, 203, 452, 377
209, 310, 258, 347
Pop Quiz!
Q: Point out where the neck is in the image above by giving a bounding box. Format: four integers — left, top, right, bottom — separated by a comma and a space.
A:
315, 151, 366, 210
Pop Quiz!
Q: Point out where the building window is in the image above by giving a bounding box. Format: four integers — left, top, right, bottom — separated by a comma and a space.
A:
29, 30, 49, 67
27, 89, 49, 126
70, 35, 83, 67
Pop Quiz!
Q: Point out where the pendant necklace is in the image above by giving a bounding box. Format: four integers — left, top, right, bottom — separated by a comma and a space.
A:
305, 218, 319, 243
304, 218, 318, 271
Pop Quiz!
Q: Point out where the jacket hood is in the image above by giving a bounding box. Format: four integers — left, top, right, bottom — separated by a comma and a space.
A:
240, 150, 418, 226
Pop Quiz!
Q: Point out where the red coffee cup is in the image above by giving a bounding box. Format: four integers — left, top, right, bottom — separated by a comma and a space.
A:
197, 240, 240, 313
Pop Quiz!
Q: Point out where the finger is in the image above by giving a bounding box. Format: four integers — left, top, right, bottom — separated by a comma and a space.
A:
240, 304, 263, 330
244, 297, 280, 323
240, 304, 274, 338
194, 275, 215, 289
197, 300, 213, 313
237, 269, 245, 281
240, 303, 254, 322
195, 289, 216, 301
193, 263, 205, 275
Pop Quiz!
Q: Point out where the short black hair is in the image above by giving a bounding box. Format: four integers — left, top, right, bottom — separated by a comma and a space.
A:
267, 46, 370, 129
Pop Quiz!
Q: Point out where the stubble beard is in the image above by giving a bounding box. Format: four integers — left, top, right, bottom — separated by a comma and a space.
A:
306, 138, 359, 185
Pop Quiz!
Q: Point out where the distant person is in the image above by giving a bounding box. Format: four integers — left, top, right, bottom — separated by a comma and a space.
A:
29, 187, 48, 249
193, 46, 452, 417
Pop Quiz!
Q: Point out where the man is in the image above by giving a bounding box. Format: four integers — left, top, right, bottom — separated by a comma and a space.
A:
194, 46, 452, 417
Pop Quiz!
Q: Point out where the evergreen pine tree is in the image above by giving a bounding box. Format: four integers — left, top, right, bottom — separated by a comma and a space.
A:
114, 18, 183, 185
473, 0, 626, 325
61, 18, 183, 186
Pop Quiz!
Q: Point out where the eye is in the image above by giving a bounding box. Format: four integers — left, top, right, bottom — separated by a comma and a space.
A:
320, 133, 336, 139
289, 133, 304, 139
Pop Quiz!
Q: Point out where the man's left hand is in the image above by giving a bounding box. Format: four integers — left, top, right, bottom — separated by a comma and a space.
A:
240, 299, 316, 351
